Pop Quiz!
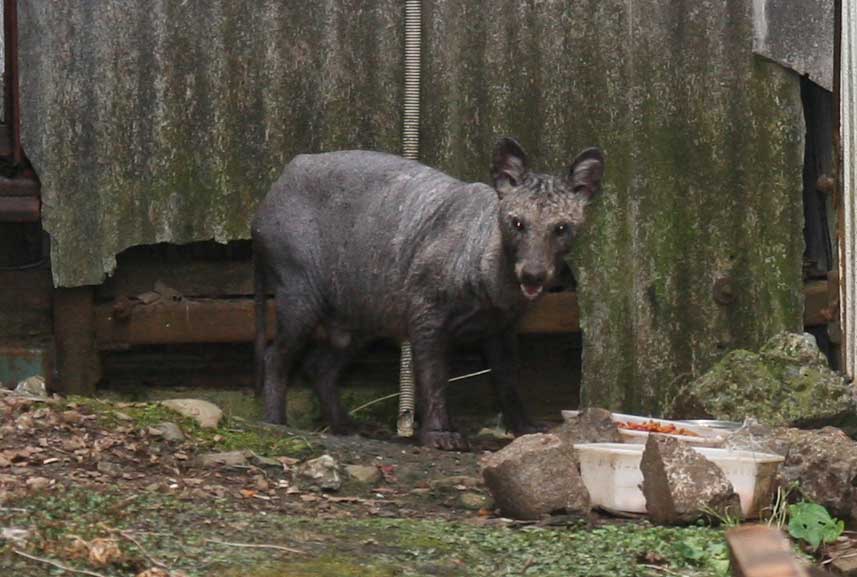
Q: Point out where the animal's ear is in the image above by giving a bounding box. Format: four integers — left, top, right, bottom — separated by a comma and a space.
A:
491, 137, 528, 196
569, 147, 605, 200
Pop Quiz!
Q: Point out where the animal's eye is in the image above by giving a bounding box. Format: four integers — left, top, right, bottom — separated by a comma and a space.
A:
555, 223, 569, 236
512, 217, 525, 232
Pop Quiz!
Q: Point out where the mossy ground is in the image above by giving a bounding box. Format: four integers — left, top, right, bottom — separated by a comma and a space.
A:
0, 391, 733, 577
1, 487, 731, 577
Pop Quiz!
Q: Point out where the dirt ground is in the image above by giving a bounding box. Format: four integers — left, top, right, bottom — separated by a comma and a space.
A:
0, 387, 738, 577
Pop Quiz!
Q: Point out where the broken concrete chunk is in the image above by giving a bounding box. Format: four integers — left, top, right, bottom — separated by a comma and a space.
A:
481, 433, 589, 520
640, 435, 740, 525
160, 399, 223, 429
296, 454, 341, 492
552, 407, 623, 446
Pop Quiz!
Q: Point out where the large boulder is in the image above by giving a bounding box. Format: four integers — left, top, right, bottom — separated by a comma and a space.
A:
726, 423, 857, 521
640, 435, 741, 525
481, 433, 589, 520
685, 332, 854, 427
160, 399, 223, 429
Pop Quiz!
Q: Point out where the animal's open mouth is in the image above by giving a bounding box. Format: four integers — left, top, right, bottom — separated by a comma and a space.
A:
520, 283, 544, 301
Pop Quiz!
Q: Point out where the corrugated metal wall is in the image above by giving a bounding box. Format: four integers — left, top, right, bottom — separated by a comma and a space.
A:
18, 0, 806, 414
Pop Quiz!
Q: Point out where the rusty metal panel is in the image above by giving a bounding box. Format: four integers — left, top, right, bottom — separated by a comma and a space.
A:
17, 0, 404, 287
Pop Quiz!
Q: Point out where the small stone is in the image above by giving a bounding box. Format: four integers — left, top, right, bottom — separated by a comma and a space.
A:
345, 464, 382, 484
25, 477, 51, 491
481, 433, 590, 520
160, 399, 223, 429
97, 461, 123, 477
148, 422, 185, 442
194, 450, 251, 468
459, 492, 490, 510
1, 527, 31, 545
15, 376, 47, 397
296, 455, 341, 492
640, 435, 741, 525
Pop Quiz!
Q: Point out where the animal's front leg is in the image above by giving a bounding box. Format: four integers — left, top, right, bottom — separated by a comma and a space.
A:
482, 332, 538, 435
411, 326, 468, 451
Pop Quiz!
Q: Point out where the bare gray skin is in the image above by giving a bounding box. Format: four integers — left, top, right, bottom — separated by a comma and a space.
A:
253, 138, 604, 451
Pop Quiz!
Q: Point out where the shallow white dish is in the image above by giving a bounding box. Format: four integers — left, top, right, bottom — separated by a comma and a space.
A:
573, 442, 784, 518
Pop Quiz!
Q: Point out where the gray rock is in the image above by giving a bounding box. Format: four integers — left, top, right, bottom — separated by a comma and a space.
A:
195, 450, 251, 468
296, 455, 341, 492
96, 461, 123, 477
553, 408, 623, 446
686, 332, 855, 427
160, 399, 223, 429
344, 465, 381, 484
15, 376, 47, 397
148, 422, 185, 442
640, 435, 741, 525
481, 433, 590, 521
726, 423, 857, 521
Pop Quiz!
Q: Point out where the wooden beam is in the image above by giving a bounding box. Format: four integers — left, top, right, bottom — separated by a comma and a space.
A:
93, 277, 834, 348
726, 525, 810, 577
94, 292, 579, 348
54, 286, 101, 394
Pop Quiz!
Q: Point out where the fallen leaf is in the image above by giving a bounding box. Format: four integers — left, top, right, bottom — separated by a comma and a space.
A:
88, 538, 123, 566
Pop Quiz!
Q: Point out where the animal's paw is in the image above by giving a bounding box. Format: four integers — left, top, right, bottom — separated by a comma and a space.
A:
418, 429, 470, 452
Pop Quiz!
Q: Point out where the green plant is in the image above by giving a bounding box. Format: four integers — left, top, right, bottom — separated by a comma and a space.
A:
787, 502, 844, 551
764, 482, 798, 530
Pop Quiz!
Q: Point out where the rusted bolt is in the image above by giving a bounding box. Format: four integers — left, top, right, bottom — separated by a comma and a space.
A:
713, 276, 735, 305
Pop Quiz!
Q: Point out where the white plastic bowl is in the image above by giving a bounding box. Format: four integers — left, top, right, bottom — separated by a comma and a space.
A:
573, 442, 784, 518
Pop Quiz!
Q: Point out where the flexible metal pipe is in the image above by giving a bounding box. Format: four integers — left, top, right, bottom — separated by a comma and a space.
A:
841, 0, 856, 379
397, 0, 422, 437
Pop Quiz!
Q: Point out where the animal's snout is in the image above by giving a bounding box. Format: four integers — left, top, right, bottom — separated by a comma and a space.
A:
520, 269, 547, 288
518, 267, 548, 301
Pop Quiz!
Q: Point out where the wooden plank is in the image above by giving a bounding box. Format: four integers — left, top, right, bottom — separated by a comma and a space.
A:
93, 278, 834, 347
95, 298, 276, 347
54, 286, 101, 394
95, 292, 580, 347
726, 525, 809, 577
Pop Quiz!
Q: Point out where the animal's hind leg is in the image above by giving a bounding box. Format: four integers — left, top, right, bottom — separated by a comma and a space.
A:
298, 341, 361, 434
263, 286, 320, 425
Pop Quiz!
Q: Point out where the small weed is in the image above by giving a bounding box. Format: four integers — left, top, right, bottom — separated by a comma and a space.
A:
787, 502, 844, 551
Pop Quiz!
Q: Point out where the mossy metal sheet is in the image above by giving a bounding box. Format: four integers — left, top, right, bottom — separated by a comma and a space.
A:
422, 0, 805, 414
18, 0, 403, 287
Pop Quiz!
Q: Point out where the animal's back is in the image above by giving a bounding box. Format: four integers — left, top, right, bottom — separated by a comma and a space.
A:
254, 150, 499, 335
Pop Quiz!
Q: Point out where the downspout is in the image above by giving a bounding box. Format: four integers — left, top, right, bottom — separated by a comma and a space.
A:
397, 0, 422, 437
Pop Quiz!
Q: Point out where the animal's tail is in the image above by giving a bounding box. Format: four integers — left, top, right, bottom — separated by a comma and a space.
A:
253, 243, 267, 397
